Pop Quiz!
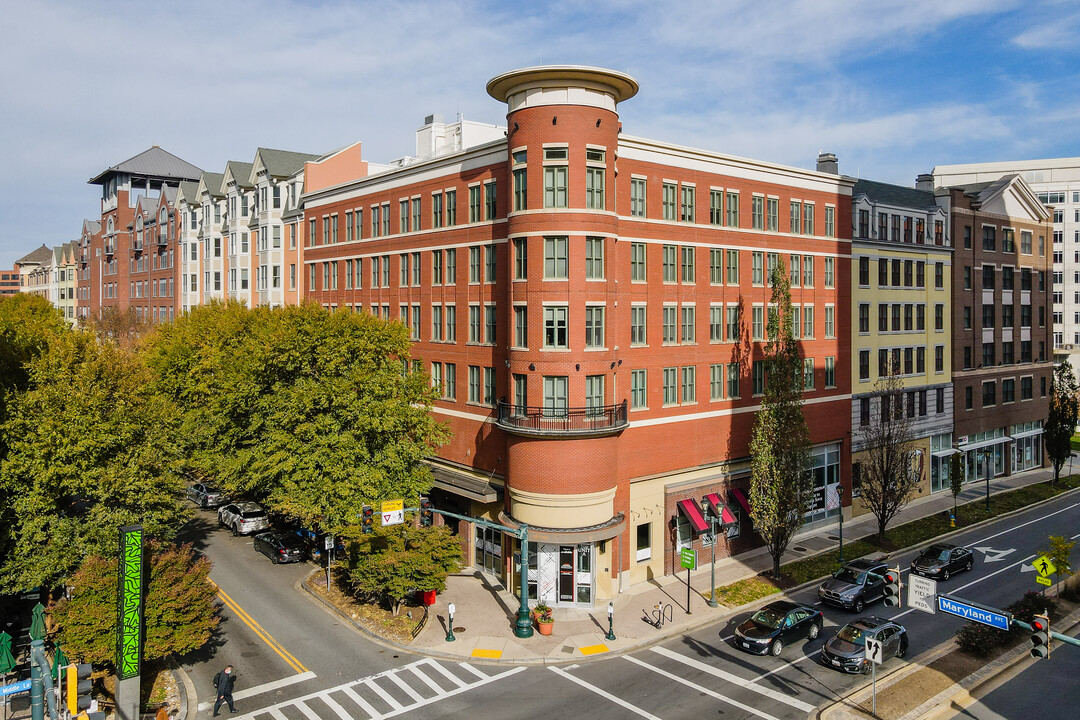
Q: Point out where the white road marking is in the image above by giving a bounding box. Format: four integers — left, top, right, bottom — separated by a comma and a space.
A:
650, 646, 816, 712
366, 678, 404, 711
549, 666, 663, 720
458, 661, 487, 680
295, 700, 320, 720
407, 664, 445, 694
341, 686, 379, 718
197, 671, 317, 711
623, 656, 782, 720
385, 671, 424, 703
318, 694, 352, 720
974, 546, 1016, 562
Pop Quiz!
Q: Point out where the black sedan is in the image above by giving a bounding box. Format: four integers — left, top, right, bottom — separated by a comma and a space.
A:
910, 543, 973, 580
187, 482, 228, 508
252, 531, 307, 564
732, 600, 824, 656
821, 616, 908, 674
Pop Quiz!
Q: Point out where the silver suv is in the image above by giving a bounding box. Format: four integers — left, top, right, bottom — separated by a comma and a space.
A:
218, 502, 270, 536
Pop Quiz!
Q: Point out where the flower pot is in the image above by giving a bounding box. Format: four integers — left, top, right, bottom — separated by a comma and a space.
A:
537, 620, 554, 636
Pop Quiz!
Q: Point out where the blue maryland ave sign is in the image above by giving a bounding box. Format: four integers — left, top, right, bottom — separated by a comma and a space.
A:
937, 595, 1011, 631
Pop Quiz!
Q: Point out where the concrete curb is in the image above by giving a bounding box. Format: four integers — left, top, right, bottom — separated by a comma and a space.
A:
167, 656, 196, 720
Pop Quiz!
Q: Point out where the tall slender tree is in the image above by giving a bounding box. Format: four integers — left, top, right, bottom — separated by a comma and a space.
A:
858, 370, 919, 539
1046, 361, 1080, 485
749, 261, 812, 579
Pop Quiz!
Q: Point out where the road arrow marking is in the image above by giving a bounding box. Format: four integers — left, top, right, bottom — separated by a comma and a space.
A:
1021, 563, 1036, 573
974, 546, 1016, 563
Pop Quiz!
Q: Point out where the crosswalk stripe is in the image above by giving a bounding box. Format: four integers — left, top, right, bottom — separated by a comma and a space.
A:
365, 678, 404, 711
294, 701, 321, 720
548, 667, 662, 720
320, 693, 355, 720
268, 708, 289, 720
422, 659, 469, 688
341, 686, 382, 719
651, 646, 817, 712
408, 664, 446, 695
623, 656, 782, 720
458, 662, 487, 680
385, 671, 425, 703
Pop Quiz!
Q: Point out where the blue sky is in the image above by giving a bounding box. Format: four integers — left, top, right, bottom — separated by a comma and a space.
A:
2, 0, 1078, 268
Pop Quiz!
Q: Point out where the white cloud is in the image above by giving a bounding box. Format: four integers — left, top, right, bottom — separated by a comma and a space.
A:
1012, 11, 1080, 48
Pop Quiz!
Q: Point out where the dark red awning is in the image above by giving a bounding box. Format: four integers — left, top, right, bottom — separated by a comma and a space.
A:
730, 487, 753, 517
704, 492, 737, 526
676, 498, 709, 533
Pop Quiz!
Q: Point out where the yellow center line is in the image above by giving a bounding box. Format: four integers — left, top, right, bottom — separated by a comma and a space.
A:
213, 582, 309, 674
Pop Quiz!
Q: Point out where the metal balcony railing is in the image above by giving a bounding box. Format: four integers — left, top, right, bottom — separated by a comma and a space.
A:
495, 400, 628, 437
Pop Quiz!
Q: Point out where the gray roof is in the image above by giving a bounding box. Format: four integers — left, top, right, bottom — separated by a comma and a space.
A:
137, 195, 157, 215
89, 146, 202, 185
200, 172, 225, 198
281, 205, 304, 220
16, 244, 53, 266
254, 147, 321, 179
162, 185, 177, 204
225, 161, 255, 189
852, 179, 937, 210
177, 181, 200, 203
83, 219, 101, 235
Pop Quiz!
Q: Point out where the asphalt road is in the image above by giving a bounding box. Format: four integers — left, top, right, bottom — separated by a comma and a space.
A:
187, 489, 1080, 720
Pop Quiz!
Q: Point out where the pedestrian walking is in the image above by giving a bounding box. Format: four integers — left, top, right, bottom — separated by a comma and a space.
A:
155, 705, 169, 720
212, 665, 237, 716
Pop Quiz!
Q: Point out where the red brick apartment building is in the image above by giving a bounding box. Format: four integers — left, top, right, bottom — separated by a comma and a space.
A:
937, 176, 1054, 482
303, 66, 854, 606
81, 147, 202, 320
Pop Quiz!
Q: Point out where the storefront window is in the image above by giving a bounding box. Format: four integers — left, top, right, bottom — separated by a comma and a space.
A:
806, 443, 841, 523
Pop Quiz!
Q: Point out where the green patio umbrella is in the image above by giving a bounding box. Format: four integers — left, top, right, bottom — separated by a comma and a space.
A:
0, 632, 15, 674
52, 644, 69, 674
29, 603, 46, 641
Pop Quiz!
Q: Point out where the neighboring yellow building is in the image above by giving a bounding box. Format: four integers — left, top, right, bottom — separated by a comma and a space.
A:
56, 241, 79, 325
850, 177, 954, 517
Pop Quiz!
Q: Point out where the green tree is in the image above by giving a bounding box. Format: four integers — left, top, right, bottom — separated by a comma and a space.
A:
0, 332, 186, 592
344, 522, 462, 615
949, 450, 964, 521
749, 261, 812, 579
859, 371, 919, 539
1046, 361, 1080, 485
1041, 535, 1075, 591
142, 302, 447, 533
50, 542, 218, 665
0, 294, 68, 440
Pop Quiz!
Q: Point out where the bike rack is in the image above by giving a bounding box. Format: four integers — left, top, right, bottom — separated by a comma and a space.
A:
641, 602, 674, 629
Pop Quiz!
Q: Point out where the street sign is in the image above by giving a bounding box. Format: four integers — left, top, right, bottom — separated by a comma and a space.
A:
865, 636, 883, 665
680, 547, 697, 570
907, 574, 937, 614
937, 595, 1011, 631
381, 499, 404, 526
1033, 555, 1057, 577
1036, 576, 1052, 586
701, 532, 716, 548
324, 535, 334, 550
0, 679, 31, 697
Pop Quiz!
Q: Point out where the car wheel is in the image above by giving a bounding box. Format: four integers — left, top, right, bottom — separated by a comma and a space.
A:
942, 569, 950, 581
271, 554, 279, 564
965, 560, 973, 573
771, 639, 784, 657
232, 523, 239, 536
854, 598, 865, 613
808, 622, 821, 640
897, 638, 908, 658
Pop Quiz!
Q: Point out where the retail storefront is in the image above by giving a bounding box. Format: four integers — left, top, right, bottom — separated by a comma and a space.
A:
929, 433, 956, 493
805, 443, 842, 525
1011, 421, 1043, 473
958, 428, 1010, 482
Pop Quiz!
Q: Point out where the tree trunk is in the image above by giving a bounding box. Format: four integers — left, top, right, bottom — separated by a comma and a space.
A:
773, 553, 781, 580
878, 517, 887, 541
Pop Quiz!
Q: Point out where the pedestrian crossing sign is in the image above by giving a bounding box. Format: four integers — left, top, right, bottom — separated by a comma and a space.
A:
1033, 555, 1056, 578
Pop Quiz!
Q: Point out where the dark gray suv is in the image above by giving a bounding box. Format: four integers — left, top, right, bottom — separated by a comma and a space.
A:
818, 559, 889, 612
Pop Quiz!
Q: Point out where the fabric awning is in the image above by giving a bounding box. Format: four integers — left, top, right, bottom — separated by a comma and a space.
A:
676, 498, 709, 533
704, 492, 737, 526
931, 448, 961, 458
730, 487, 753, 517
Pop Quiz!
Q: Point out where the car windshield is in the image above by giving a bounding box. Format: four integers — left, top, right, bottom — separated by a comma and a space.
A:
241, 510, 266, 519
836, 624, 871, 646
750, 607, 785, 629
833, 567, 866, 584
921, 547, 950, 562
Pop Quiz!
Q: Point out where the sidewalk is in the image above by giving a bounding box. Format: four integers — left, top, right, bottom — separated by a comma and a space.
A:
398, 465, 1068, 664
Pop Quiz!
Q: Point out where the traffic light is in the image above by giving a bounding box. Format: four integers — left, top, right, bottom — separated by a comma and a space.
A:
419, 496, 433, 527
882, 566, 902, 608
361, 505, 373, 534
1030, 613, 1050, 659
66, 663, 92, 715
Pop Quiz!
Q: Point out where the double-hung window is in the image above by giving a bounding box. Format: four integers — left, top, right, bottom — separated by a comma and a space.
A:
585, 149, 605, 209
544, 306, 568, 348
544, 237, 568, 278
543, 148, 568, 208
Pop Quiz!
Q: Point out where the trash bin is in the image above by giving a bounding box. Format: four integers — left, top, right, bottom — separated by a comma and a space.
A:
419, 590, 437, 606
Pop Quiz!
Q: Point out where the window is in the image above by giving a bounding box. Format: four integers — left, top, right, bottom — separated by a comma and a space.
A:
803, 358, 815, 390
767, 197, 779, 232
878, 212, 888, 240
585, 238, 605, 279
1003, 378, 1015, 403
513, 238, 527, 280
983, 226, 996, 251
412, 198, 422, 231
790, 201, 802, 234
445, 248, 457, 284
663, 367, 678, 405
663, 306, 677, 343
790, 254, 801, 287
681, 246, 695, 283
445, 305, 456, 342
1021, 376, 1033, 400
586, 375, 605, 414
485, 182, 496, 220
400, 200, 410, 233
469, 247, 481, 283
445, 190, 457, 226
544, 306, 568, 348
468, 186, 481, 223
824, 257, 834, 288
631, 242, 646, 281
544, 237, 568, 278
825, 356, 835, 388
709, 190, 723, 225
630, 178, 647, 217
752, 360, 766, 395
859, 209, 870, 238
485, 244, 496, 283
825, 306, 835, 338
630, 369, 647, 409
879, 259, 889, 287
726, 305, 740, 341
468, 305, 481, 343
752, 252, 764, 285
1003, 228, 1015, 253
662, 183, 677, 220
681, 305, 695, 343
803, 204, 814, 235
709, 249, 723, 284
982, 381, 996, 407
680, 185, 694, 222
544, 148, 568, 208
631, 306, 647, 345
513, 306, 527, 348
468, 366, 481, 403
710, 364, 724, 400
859, 303, 870, 333
825, 206, 835, 238
859, 350, 870, 380
1021, 230, 1032, 254
726, 192, 739, 227
752, 196, 764, 230
803, 306, 814, 337
803, 256, 813, 286
752, 306, 764, 340
663, 245, 677, 282
676, 365, 695, 404
727, 250, 739, 284
935, 345, 944, 372
585, 306, 605, 348
727, 362, 741, 398
433, 193, 443, 228
859, 257, 870, 286
484, 305, 496, 344
483, 367, 496, 406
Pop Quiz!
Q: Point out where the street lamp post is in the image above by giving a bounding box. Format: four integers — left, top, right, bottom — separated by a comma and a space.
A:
837, 485, 845, 564
605, 602, 616, 641
984, 448, 993, 516
706, 508, 719, 609
446, 603, 456, 642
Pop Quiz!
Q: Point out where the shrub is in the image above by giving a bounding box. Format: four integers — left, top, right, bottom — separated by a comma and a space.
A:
955, 621, 1010, 657
1005, 591, 1056, 624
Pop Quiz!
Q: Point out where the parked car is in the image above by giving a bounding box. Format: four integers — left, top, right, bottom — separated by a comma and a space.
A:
910, 543, 973, 580
252, 531, 307, 564
218, 502, 270, 535
732, 600, 824, 656
821, 616, 908, 674
818, 559, 890, 612
187, 483, 228, 508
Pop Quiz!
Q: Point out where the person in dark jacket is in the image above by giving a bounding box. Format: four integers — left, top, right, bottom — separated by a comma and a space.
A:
212, 665, 237, 716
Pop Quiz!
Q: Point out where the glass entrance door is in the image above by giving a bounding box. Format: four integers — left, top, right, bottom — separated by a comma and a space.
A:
528, 542, 594, 607
474, 526, 502, 577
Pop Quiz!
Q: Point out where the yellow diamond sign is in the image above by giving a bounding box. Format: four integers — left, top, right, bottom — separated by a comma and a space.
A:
1033, 555, 1057, 578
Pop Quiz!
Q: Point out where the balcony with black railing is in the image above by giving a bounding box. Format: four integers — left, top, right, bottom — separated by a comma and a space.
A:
495, 400, 628, 438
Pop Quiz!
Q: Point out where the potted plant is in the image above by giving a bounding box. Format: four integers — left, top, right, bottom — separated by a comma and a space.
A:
533, 603, 554, 635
